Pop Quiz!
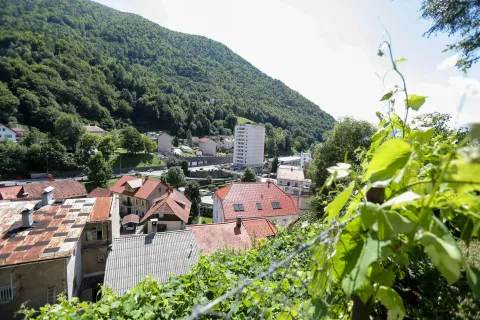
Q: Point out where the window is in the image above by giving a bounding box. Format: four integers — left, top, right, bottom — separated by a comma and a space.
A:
141, 211, 145, 217
85, 227, 103, 241
141, 200, 144, 206
233, 204, 244, 212
159, 188, 162, 193
135, 199, 138, 204
256, 203, 262, 210
158, 224, 167, 232
47, 286, 56, 305
272, 202, 282, 209
135, 209, 139, 215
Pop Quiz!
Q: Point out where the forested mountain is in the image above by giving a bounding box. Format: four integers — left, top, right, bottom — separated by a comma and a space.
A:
0, 0, 334, 145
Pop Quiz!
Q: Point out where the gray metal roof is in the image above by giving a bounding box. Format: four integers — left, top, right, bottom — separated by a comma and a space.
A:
104, 230, 200, 295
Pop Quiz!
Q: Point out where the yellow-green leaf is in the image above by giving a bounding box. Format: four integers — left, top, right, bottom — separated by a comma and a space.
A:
324, 182, 354, 224
404, 94, 427, 111
377, 286, 405, 320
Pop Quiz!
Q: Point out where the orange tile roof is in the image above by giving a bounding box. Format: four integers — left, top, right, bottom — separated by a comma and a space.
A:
109, 175, 138, 194
215, 182, 298, 221
0, 198, 96, 267
187, 222, 252, 254
89, 197, 112, 222
242, 218, 277, 239
89, 187, 112, 198
109, 176, 166, 200
141, 190, 191, 223
0, 180, 87, 200
214, 184, 233, 201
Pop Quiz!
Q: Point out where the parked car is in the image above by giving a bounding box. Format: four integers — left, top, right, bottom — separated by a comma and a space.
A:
147, 168, 154, 173
125, 225, 135, 232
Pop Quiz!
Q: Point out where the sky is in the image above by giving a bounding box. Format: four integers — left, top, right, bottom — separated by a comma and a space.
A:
94, 0, 479, 127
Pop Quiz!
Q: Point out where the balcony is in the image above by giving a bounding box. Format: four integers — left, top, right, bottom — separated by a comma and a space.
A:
0, 284, 16, 304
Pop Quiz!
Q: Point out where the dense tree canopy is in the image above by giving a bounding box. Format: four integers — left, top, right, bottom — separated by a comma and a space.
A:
0, 0, 334, 143
241, 168, 257, 182
161, 166, 186, 188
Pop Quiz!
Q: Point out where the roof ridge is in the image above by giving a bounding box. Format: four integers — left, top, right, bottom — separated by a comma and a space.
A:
113, 229, 193, 242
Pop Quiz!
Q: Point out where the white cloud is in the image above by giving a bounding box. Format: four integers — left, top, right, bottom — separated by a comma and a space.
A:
436, 54, 460, 71
448, 76, 480, 97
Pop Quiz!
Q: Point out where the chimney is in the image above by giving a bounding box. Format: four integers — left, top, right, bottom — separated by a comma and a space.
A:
145, 176, 149, 181
22, 203, 35, 228
48, 174, 54, 181
236, 215, 242, 228
291, 167, 293, 171
167, 186, 174, 194
267, 180, 271, 188
41, 186, 54, 206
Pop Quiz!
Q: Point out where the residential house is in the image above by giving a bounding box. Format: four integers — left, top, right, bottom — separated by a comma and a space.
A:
0, 123, 17, 142
103, 230, 200, 295
0, 194, 112, 318
215, 136, 234, 150
157, 132, 172, 153
276, 165, 311, 213
0, 180, 87, 201
187, 217, 277, 254
198, 138, 217, 155
109, 176, 167, 218
233, 124, 265, 168
212, 182, 299, 226
10, 127, 25, 141
140, 188, 191, 233
85, 125, 106, 136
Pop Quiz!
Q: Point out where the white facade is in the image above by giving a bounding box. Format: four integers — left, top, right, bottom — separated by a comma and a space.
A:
0, 124, 17, 142
300, 152, 312, 169
157, 133, 172, 153
216, 137, 234, 150
212, 195, 224, 223
199, 139, 217, 155
233, 124, 265, 168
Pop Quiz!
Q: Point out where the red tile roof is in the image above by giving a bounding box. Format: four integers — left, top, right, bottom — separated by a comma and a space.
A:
0, 198, 96, 267
242, 218, 277, 239
10, 127, 25, 132
187, 222, 252, 254
89, 197, 112, 222
109, 176, 166, 200
0, 180, 87, 200
199, 137, 209, 143
141, 190, 191, 223
215, 182, 298, 221
89, 187, 112, 198
122, 214, 139, 225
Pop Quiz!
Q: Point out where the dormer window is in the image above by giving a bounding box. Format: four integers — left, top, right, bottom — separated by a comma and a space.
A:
233, 204, 244, 212
272, 202, 281, 209
256, 203, 262, 210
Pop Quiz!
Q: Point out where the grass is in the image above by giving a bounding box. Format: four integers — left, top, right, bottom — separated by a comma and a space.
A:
200, 216, 212, 224
237, 116, 256, 124
82, 178, 120, 193
110, 152, 164, 168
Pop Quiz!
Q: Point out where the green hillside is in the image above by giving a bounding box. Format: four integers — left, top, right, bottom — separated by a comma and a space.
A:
0, 0, 334, 143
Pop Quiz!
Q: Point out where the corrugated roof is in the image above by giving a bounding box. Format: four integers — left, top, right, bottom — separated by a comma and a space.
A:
217, 183, 298, 221
277, 166, 305, 181
0, 198, 96, 266
89, 197, 112, 222
141, 190, 191, 223
187, 222, 252, 254
89, 187, 112, 198
242, 218, 277, 239
103, 230, 199, 295
0, 180, 87, 200
122, 214, 139, 225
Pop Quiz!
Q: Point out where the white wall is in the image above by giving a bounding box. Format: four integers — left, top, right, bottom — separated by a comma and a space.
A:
158, 134, 172, 152
234, 124, 265, 167
199, 140, 216, 155
212, 195, 224, 223
0, 125, 16, 142
66, 240, 83, 299
266, 214, 299, 226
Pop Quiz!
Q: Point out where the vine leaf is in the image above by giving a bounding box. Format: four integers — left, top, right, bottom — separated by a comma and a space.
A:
382, 191, 421, 209
451, 160, 480, 191
363, 139, 411, 183
324, 182, 354, 224
418, 231, 462, 284
380, 92, 393, 101
341, 234, 392, 296
404, 94, 427, 111
466, 265, 480, 299
377, 286, 405, 320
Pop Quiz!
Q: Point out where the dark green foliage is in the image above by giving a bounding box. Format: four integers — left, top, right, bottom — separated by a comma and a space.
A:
166, 156, 180, 168
184, 180, 200, 203
120, 126, 143, 154
54, 113, 85, 150
0, 140, 27, 177
180, 160, 189, 176
241, 167, 257, 182
97, 134, 116, 156
420, 0, 480, 70
87, 151, 112, 187
0, 0, 334, 143
173, 136, 179, 147
161, 166, 186, 188
271, 157, 279, 173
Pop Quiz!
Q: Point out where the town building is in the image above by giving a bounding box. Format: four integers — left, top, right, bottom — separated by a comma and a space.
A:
233, 123, 265, 168
10, 127, 25, 141
276, 166, 311, 191
157, 132, 172, 153
103, 230, 200, 295
0, 193, 117, 317
198, 138, 217, 155
212, 182, 299, 226
0, 123, 17, 142
187, 217, 277, 254
0, 180, 87, 201
85, 125, 106, 136
215, 136, 234, 150
109, 176, 167, 218
300, 152, 312, 169
268, 155, 301, 168
140, 188, 191, 233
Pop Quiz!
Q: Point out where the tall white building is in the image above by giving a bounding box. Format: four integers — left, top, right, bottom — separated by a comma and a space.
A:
233, 123, 265, 168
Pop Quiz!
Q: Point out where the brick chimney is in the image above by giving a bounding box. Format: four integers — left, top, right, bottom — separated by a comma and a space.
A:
167, 186, 174, 194
236, 215, 242, 228
267, 180, 271, 188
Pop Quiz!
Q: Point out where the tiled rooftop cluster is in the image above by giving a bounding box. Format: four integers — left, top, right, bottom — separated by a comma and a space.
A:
0, 180, 87, 200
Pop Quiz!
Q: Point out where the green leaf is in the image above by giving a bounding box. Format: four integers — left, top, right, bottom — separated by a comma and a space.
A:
363, 139, 411, 183
380, 92, 393, 101
451, 160, 480, 191
377, 286, 405, 320
368, 264, 394, 287
418, 231, 463, 284
382, 191, 421, 209
98, 304, 110, 314
324, 182, 354, 224
404, 94, 427, 111
394, 57, 407, 67
341, 234, 392, 295
461, 218, 474, 246
466, 265, 480, 299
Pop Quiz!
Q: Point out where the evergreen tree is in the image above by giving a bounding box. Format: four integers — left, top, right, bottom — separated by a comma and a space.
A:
241, 168, 257, 182
181, 160, 189, 176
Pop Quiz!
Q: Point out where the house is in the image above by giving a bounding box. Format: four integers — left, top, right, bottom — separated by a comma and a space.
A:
88, 187, 112, 198
157, 132, 172, 153
180, 145, 193, 153
85, 125, 106, 136
0, 123, 17, 142
268, 155, 301, 169
276, 166, 311, 190
0, 179, 87, 201
198, 138, 217, 155
233, 124, 265, 168
300, 152, 312, 169
212, 182, 299, 226
109, 176, 167, 218
121, 214, 139, 233
10, 127, 25, 141
187, 217, 277, 254
140, 188, 191, 233
216, 136, 234, 150
0, 193, 116, 317
103, 230, 200, 295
